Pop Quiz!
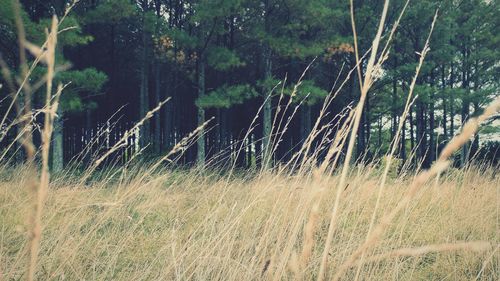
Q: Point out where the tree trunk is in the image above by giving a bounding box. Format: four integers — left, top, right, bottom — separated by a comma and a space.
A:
300, 105, 312, 143
262, 44, 272, 169
247, 136, 253, 168
391, 72, 398, 140
165, 57, 177, 151
109, 24, 116, 114
51, 111, 64, 173
441, 65, 447, 140
460, 99, 470, 166
377, 116, 382, 149
353, 70, 364, 161
164, 70, 174, 150
428, 70, 436, 164
357, 110, 366, 161
449, 63, 455, 138
460, 48, 470, 166
416, 99, 426, 166
215, 109, 221, 154
153, 61, 161, 153
139, 15, 150, 148
196, 58, 206, 166
471, 102, 480, 158
428, 99, 435, 164
409, 104, 415, 164
365, 95, 371, 152
470, 59, 481, 159
400, 116, 406, 162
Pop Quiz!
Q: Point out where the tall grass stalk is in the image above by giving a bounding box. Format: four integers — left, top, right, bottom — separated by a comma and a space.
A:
354, 9, 439, 280
318, 0, 391, 279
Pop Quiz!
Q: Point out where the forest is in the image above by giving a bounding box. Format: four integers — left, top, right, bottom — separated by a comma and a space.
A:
1, 0, 498, 170
1, 0, 500, 280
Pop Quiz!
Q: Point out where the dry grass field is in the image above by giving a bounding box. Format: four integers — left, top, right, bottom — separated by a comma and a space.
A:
1, 164, 498, 280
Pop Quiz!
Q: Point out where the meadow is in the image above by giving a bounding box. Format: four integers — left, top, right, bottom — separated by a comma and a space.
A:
1, 162, 498, 280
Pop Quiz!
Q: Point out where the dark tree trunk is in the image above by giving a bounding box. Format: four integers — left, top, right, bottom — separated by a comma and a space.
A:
261, 44, 272, 169
300, 105, 312, 144
377, 116, 382, 149
391, 72, 398, 140
197, 58, 206, 166
51, 111, 64, 172
357, 108, 366, 160
365, 95, 371, 155
460, 47, 470, 166
428, 70, 436, 164
441, 65, 447, 140
261, 3, 273, 169
215, 109, 222, 154
450, 63, 455, 138
353, 70, 364, 161
153, 61, 161, 153
163, 65, 174, 150
409, 104, 415, 164
400, 116, 406, 162
139, 11, 150, 148
471, 59, 481, 159
247, 135, 253, 168
471, 102, 480, 158
153, 2, 162, 153
416, 99, 427, 166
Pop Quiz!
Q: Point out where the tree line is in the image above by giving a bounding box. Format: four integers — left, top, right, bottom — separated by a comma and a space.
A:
0, 0, 498, 171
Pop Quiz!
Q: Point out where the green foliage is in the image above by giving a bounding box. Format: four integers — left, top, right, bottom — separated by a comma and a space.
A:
413, 85, 434, 102
57, 68, 107, 94
206, 47, 245, 71
83, 0, 136, 25
166, 28, 198, 50
0, 0, 44, 45
268, 36, 326, 59
287, 80, 329, 105
196, 84, 257, 108
257, 77, 282, 94
55, 68, 108, 112
55, 16, 93, 47
192, 0, 244, 22
480, 125, 500, 135
61, 93, 84, 112
257, 78, 329, 105
248, 0, 347, 59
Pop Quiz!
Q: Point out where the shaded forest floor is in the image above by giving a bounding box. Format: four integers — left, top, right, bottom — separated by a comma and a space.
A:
0, 164, 498, 280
